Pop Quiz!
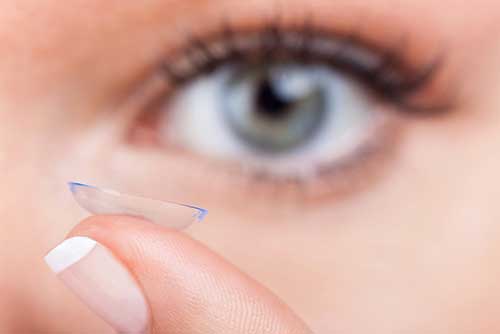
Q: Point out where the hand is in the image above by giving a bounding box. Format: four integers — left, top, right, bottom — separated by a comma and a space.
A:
45, 215, 313, 334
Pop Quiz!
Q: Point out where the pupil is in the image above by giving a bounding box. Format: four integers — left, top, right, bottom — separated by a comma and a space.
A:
223, 64, 328, 153
255, 77, 293, 120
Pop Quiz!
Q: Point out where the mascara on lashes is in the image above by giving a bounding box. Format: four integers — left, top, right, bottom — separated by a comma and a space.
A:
160, 21, 444, 112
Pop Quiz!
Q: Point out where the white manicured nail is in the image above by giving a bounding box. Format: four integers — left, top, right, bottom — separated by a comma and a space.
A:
45, 236, 149, 333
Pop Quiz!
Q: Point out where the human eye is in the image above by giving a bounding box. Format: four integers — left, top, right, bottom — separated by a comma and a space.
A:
127, 15, 451, 202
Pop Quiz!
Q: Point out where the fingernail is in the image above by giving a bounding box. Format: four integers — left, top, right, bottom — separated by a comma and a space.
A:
44, 236, 149, 333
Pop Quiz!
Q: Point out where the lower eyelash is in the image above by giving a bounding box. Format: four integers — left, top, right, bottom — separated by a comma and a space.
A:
160, 19, 446, 113
236, 115, 400, 195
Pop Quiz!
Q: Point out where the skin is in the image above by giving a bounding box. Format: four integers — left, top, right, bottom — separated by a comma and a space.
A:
2, 0, 500, 332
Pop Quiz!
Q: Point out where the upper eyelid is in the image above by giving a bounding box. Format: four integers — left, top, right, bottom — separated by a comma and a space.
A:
161, 24, 391, 83
158, 20, 446, 112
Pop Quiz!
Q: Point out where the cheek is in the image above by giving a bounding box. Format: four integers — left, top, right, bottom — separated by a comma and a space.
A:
0, 103, 118, 331
178, 107, 500, 334
318, 111, 500, 332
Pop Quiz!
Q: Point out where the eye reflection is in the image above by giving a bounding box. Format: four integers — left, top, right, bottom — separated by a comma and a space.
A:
224, 63, 327, 153
160, 59, 381, 180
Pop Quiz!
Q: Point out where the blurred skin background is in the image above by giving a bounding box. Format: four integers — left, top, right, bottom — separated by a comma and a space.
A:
2, 0, 500, 333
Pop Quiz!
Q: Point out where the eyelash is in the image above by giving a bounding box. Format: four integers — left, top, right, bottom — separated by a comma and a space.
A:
159, 20, 445, 113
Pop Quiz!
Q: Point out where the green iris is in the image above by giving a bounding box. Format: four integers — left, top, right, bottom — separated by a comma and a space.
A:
222, 64, 328, 153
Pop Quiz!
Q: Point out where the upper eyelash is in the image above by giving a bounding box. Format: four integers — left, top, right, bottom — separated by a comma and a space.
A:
160, 20, 445, 112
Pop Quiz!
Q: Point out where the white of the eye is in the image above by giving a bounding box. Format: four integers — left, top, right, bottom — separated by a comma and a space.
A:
163, 67, 245, 156
161, 64, 381, 179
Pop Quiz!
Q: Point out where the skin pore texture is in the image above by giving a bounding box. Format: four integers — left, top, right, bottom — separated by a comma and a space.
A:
2, 0, 500, 333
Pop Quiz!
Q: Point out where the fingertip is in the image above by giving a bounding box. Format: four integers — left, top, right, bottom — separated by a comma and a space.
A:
60, 214, 311, 334
46, 218, 151, 333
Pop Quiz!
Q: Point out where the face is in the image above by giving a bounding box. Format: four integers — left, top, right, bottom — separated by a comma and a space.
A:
2, 0, 500, 332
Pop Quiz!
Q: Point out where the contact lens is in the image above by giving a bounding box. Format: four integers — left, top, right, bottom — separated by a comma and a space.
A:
68, 182, 207, 230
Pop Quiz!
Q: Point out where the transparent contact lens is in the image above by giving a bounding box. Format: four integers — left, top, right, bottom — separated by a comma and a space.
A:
68, 182, 207, 230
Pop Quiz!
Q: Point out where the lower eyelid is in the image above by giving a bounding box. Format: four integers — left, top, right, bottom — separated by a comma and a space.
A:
124, 104, 404, 206
240, 113, 404, 203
